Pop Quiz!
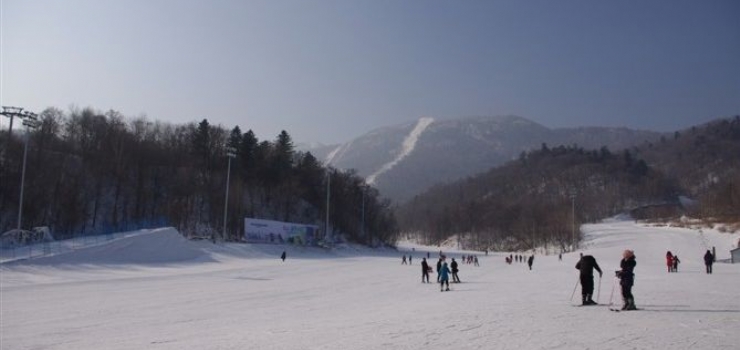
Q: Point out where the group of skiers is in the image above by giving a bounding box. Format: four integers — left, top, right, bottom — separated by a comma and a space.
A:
460, 255, 480, 266
574, 248, 718, 311
401, 255, 412, 265
406, 246, 720, 309
666, 250, 715, 274
418, 255, 463, 291
575, 250, 636, 311
665, 251, 680, 272
504, 254, 535, 270
506, 254, 527, 264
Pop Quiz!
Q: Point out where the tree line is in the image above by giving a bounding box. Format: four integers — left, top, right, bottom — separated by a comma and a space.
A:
396, 116, 740, 251
0, 107, 398, 245
396, 144, 680, 252
634, 116, 740, 224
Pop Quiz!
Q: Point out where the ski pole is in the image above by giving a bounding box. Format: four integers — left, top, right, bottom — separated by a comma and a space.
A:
607, 276, 618, 308
596, 275, 602, 303
569, 276, 580, 303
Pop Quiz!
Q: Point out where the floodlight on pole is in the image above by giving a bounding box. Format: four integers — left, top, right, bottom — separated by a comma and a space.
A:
1, 106, 25, 138
1, 106, 26, 164
18, 112, 40, 230
222, 146, 236, 242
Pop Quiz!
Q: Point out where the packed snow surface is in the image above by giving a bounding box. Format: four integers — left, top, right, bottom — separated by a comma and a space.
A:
1, 220, 739, 349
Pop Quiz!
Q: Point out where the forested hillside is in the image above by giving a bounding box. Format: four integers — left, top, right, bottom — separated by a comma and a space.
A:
0, 107, 398, 244
397, 116, 740, 251
634, 116, 740, 223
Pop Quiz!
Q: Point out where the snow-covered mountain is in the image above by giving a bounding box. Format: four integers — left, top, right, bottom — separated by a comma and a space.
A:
304, 116, 662, 203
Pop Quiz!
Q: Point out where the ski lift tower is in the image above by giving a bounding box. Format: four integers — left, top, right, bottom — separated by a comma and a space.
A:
1, 106, 29, 165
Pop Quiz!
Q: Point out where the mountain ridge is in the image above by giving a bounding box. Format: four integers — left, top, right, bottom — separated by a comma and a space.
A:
301, 115, 663, 203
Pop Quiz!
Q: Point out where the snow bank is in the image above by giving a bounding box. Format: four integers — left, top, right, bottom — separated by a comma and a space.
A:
5, 228, 208, 266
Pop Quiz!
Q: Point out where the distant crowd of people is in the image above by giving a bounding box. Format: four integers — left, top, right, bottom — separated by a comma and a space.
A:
396, 245, 721, 312
505, 254, 535, 270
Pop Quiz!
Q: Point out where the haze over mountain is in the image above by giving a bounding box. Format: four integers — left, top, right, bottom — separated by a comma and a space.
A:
303, 115, 663, 203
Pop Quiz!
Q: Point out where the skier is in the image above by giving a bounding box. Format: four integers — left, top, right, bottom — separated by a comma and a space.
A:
450, 258, 461, 283
439, 262, 451, 291
616, 249, 637, 310
575, 254, 602, 305
421, 258, 430, 283
527, 255, 534, 270
703, 250, 714, 274
409, 255, 412, 265
280, 251, 286, 262
672, 255, 680, 272
559, 253, 562, 261
436, 257, 443, 282
402, 255, 407, 265
474, 256, 479, 266
665, 251, 673, 273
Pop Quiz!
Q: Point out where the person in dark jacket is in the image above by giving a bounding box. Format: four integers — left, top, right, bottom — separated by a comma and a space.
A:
450, 258, 461, 283
436, 258, 443, 282
575, 254, 603, 305
703, 250, 714, 274
527, 255, 534, 270
280, 251, 286, 262
421, 258, 430, 283
672, 255, 680, 272
617, 249, 637, 310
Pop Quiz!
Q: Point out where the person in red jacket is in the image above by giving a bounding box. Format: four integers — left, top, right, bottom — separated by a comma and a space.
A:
665, 251, 673, 273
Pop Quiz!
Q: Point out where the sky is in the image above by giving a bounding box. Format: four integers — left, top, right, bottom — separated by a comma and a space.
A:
2, 220, 739, 349
1, 0, 739, 145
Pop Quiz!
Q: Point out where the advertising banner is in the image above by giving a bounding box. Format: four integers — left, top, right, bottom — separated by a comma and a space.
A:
244, 218, 320, 246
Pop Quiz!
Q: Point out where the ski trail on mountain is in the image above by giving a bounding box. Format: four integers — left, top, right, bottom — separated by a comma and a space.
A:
367, 117, 434, 185
324, 140, 353, 165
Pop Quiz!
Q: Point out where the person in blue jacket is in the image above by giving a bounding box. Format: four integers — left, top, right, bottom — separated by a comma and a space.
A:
439, 262, 451, 292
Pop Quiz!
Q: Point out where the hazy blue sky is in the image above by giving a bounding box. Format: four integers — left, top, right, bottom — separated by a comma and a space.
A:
2, 0, 739, 144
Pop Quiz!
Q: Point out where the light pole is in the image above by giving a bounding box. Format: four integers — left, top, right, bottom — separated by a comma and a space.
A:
570, 190, 576, 251
325, 169, 331, 245
222, 146, 236, 242
18, 112, 40, 230
361, 184, 366, 243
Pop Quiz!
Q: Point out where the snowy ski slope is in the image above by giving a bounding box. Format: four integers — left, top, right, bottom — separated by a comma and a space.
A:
1, 220, 738, 349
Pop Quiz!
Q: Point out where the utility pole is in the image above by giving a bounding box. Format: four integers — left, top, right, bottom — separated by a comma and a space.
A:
17, 113, 40, 230
361, 185, 366, 244
222, 146, 236, 242
325, 169, 331, 245
571, 191, 576, 251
